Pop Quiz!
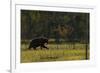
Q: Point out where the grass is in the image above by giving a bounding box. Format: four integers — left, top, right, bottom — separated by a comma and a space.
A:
21, 43, 89, 63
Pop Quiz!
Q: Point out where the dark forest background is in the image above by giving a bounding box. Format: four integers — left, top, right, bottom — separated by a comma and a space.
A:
21, 10, 89, 43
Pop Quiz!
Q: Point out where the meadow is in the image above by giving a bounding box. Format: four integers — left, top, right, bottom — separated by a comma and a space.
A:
21, 42, 89, 63
21, 10, 89, 63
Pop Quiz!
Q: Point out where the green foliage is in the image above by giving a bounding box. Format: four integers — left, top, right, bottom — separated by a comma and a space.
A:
21, 10, 89, 43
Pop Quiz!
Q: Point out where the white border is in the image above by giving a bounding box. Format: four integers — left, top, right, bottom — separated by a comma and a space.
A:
11, 2, 96, 73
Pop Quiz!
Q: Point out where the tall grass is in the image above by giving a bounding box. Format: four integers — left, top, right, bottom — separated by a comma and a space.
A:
21, 43, 89, 63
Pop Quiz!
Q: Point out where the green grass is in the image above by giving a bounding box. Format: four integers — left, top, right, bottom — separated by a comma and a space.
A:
21, 43, 89, 63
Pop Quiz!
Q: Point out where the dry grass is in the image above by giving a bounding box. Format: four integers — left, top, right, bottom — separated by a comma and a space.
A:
21, 44, 89, 63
